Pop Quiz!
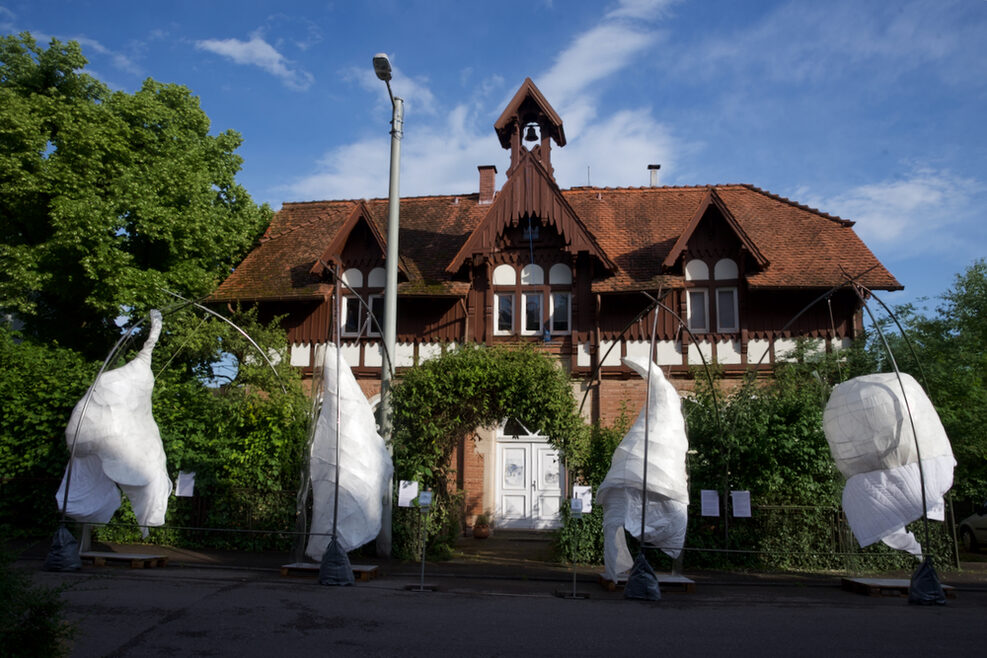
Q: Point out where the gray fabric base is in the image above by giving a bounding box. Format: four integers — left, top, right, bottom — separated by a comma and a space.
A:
43, 525, 82, 572
908, 556, 946, 605
624, 551, 661, 601
319, 537, 354, 586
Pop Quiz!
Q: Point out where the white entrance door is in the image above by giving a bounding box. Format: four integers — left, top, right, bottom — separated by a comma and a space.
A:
496, 436, 562, 529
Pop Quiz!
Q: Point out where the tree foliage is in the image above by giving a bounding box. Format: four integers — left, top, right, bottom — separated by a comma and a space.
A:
872, 259, 987, 502
0, 326, 96, 532
390, 344, 583, 489
0, 550, 74, 657
0, 33, 270, 356
389, 344, 584, 559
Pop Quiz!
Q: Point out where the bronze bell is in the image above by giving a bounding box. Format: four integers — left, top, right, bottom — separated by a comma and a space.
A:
524, 124, 538, 142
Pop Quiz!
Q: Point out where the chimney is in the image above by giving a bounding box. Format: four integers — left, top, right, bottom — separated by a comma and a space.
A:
478, 165, 497, 204
648, 163, 661, 187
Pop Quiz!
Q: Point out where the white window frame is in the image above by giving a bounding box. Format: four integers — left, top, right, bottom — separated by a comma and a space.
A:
716, 287, 739, 333
494, 293, 515, 335
550, 292, 571, 334
686, 289, 709, 333
342, 295, 362, 337
367, 294, 384, 336
522, 292, 543, 335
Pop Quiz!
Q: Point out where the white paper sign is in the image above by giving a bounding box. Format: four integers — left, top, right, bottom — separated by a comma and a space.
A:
418, 491, 433, 508
731, 490, 752, 518
701, 489, 720, 517
175, 471, 196, 497
572, 485, 592, 513
398, 480, 419, 508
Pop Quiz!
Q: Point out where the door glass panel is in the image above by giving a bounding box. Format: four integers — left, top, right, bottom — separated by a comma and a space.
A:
502, 447, 526, 489
538, 450, 560, 490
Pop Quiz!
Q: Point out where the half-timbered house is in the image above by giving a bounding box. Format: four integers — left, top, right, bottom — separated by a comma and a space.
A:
211, 78, 900, 529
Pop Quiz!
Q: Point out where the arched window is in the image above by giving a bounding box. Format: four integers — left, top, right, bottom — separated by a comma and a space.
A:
685, 259, 709, 281
491, 261, 572, 337
493, 264, 517, 285
714, 258, 738, 280
684, 258, 741, 334
520, 264, 544, 285
341, 267, 386, 337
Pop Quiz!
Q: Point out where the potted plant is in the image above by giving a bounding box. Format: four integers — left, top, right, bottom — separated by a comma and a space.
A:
472, 513, 491, 539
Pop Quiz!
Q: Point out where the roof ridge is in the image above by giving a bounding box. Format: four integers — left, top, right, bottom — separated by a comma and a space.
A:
563, 183, 749, 192
261, 204, 355, 243
740, 184, 854, 227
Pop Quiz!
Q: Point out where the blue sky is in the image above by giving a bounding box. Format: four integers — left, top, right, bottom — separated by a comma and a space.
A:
4, 0, 985, 310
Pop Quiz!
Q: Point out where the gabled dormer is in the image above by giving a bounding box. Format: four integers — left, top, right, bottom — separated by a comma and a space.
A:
494, 77, 566, 180
446, 149, 614, 275
662, 187, 768, 276
310, 201, 409, 282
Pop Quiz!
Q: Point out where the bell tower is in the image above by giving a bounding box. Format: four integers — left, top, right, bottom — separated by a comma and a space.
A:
493, 78, 567, 180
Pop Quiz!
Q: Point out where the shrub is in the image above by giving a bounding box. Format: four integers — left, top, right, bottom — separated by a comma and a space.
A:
0, 550, 74, 657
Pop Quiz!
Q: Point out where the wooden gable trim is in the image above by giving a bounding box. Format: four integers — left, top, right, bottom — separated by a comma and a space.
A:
446, 150, 615, 274
309, 201, 408, 278
661, 187, 769, 271
493, 77, 566, 149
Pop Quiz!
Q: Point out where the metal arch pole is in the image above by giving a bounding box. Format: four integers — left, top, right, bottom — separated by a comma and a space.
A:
377, 94, 403, 557
331, 264, 343, 542
850, 285, 933, 554
640, 297, 660, 545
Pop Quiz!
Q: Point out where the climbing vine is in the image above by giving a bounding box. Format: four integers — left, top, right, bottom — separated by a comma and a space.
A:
390, 344, 583, 489
389, 344, 583, 559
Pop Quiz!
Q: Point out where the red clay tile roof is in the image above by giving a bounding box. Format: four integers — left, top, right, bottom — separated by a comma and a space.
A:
210, 183, 900, 302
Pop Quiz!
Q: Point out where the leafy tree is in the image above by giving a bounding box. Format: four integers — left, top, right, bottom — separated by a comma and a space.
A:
872, 260, 987, 502
391, 344, 582, 489
0, 326, 96, 533
389, 344, 584, 559
0, 33, 270, 356
0, 550, 74, 657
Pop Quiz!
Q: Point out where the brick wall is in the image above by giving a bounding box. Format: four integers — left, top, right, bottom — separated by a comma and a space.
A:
461, 435, 486, 523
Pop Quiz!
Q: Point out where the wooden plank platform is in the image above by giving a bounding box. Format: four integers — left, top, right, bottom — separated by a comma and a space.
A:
841, 577, 956, 598
598, 572, 695, 593
80, 552, 168, 569
279, 562, 379, 582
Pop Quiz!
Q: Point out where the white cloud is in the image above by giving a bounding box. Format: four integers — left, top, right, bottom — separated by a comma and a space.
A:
540, 24, 655, 114
73, 37, 143, 76
195, 32, 313, 91
285, 2, 684, 201
343, 58, 438, 117
554, 108, 680, 188
0, 6, 15, 25
678, 0, 987, 86
805, 168, 986, 257
285, 100, 505, 201
22, 30, 143, 77
606, 0, 681, 21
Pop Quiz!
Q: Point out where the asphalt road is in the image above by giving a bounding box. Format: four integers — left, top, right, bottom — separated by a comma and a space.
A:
31, 563, 984, 657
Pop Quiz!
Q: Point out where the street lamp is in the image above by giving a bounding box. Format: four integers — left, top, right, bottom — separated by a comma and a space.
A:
373, 52, 403, 557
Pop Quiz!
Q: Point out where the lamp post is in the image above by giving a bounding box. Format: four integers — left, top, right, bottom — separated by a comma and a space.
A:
373, 52, 403, 556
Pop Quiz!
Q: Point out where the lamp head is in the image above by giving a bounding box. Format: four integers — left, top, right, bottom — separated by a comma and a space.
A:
372, 53, 392, 82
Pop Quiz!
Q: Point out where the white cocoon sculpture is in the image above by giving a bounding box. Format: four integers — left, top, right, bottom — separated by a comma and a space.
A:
596, 356, 689, 582
56, 310, 172, 536
823, 372, 954, 555
306, 344, 393, 559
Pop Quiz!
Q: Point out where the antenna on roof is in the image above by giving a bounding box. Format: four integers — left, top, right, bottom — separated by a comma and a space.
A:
587, 166, 591, 186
